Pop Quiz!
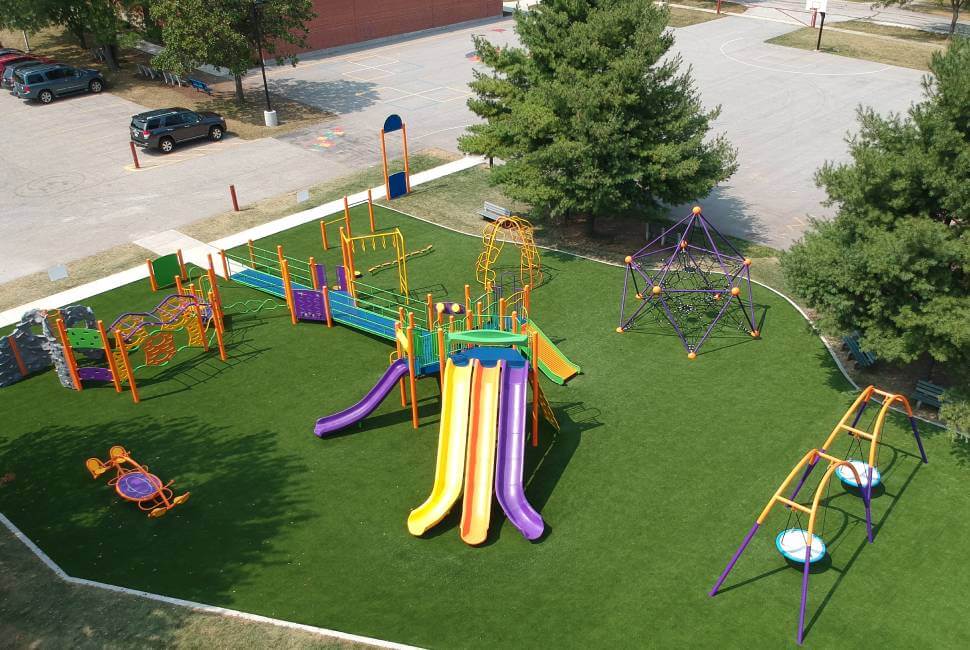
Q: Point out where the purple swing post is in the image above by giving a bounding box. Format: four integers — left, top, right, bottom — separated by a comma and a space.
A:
617, 206, 759, 358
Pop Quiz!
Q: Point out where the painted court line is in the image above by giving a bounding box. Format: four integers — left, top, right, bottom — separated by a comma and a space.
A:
0, 513, 422, 649
720, 37, 892, 76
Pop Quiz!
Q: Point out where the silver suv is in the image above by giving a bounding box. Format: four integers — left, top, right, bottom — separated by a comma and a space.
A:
13, 64, 104, 104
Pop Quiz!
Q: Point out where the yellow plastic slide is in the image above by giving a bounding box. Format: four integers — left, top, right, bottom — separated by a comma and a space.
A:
407, 359, 474, 536
460, 361, 502, 545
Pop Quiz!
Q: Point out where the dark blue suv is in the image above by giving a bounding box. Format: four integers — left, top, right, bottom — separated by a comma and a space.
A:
13, 64, 104, 104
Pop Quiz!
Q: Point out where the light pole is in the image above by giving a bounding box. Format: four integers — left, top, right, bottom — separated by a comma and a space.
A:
252, 0, 277, 126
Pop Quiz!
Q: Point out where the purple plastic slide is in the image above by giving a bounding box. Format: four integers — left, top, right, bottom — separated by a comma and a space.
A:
314, 359, 410, 437
494, 362, 545, 540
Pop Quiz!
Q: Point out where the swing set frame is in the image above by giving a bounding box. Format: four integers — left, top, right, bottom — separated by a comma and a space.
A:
708, 385, 929, 645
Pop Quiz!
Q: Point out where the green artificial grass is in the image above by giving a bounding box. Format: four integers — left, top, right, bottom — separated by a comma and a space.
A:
2, 204, 969, 648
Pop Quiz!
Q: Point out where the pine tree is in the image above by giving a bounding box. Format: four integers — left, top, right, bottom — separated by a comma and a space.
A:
781, 38, 970, 366
459, 0, 737, 230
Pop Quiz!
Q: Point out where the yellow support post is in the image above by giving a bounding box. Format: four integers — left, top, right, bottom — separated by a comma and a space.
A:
406, 313, 418, 429
531, 332, 539, 447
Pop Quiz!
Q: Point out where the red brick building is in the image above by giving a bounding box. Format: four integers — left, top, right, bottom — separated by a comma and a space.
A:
300, 1, 504, 53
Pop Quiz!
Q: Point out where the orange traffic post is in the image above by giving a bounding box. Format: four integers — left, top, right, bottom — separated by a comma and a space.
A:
54, 319, 82, 391
321, 285, 333, 328
96, 320, 122, 393
343, 196, 352, 238
114, 329, 139, 403
146, 259, 158, 291
281, 259, 297, 325
320, 219, 330, 251
129, 141, 140, 169
531, 332, 539, 447
7, 335, 28, 378
176, 249, 186, 279
401, 122, 411, 193
229, 184, 239, 211
395, 322, 407, 406
406, 312, 418, 429
248, 240, 256, 268
309, 256, 319, 290
380, 129, 389, 199
367, 189, 376, 232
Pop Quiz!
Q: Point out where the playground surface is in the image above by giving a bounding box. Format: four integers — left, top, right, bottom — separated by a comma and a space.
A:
1, 202, 969, 648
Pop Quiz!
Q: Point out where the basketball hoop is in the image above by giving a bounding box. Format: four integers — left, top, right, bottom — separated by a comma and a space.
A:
805, 0, 828, 28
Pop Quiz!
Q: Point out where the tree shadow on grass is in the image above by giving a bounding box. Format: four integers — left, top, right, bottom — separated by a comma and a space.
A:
0, 415, 313, 606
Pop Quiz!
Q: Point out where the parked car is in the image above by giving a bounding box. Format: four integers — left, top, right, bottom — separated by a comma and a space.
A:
13, 63, 104, 103
3, 60, 47, 91
130, 107, 227, 153
0, 54, 49, 77
0, 48, 23, 57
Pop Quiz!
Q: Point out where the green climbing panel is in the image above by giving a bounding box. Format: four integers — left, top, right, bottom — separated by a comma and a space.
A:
66, 328, 103, 350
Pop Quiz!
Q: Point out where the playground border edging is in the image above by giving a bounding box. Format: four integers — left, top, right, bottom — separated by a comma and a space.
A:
0, 513, 422, 650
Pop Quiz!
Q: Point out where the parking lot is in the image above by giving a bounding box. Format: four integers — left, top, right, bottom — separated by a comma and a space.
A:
0, 90, 327, 284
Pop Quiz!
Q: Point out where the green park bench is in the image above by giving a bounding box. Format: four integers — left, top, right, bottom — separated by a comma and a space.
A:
841, 332, 877, 368
912, 380, 944, 410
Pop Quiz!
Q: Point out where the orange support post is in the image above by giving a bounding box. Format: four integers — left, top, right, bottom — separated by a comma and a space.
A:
174, 274, 184, 295
276, 244, 285, 267
248, 240, 256, 268
114, 329, 139, 404
380, 129, 389, 200
531, 332, 539, 447
406, 313, 418, 429
437, 315, 446, 385
7, 335, 28, 377
320, 220, 330, 251
146, 259, 158, 292
395, 321, 407, 406
499, 298, 506, 331
208, 291, 228, 361
55, 319, 82, 391
343, 196, 352, 238
176, 249, 186, 279
464, 284, 471, 314
96, 320, 122, 393
367, 189, 376, 232
524, 284, 531, 314
281, 259, 297, 325
309, 256, 319, 290
401, 122, 411, 193
425, 293, 433, 330
219, 250, 231, 280
475, 301, 482, 329
321, 286, 333, 328
511, 310, 519, 335
206, 254, 223, 311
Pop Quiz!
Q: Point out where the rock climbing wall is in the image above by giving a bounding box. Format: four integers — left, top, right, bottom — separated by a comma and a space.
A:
0, 305, 96, 389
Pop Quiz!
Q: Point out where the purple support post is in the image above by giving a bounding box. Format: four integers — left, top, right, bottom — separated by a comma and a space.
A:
909, 416, 929, 464
797, 544, 812, 645
863, 478, 874, 543
693, 291, 736, 352
709, 521, 760, 596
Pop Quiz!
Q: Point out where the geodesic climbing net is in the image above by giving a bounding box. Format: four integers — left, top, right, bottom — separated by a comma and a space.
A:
617, 207, 759, 358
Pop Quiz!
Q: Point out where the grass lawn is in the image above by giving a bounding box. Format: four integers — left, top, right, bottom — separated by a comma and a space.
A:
2, 202, 969, 648
766, 25, 945, 71
0, 27, 330, 139
835, 20, 951, 43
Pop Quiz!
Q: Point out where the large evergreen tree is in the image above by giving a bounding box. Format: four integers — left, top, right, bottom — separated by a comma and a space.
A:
781, 38, 970, 366
458, 0, 736, 228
